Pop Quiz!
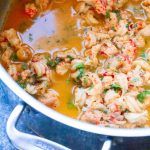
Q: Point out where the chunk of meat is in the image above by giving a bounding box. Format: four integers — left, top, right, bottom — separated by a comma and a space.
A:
104, 89, 120, 104
124, 111, 148, 124
141, 0, 150, 18
0, 28, 21, 50
78, 0, 128, 15
56, 62, 70, 75
139, 24, 150, 37
115, 73, 128, 94
7, 64, 18, 80
38, 89, 59, 107
17, 44, 32, 61
100, 40, 118, 57
26, 84, 37, 95
35, 0, 49, 10
1, 48, 13, 67
85, 10, 99, 25
74, 87, 87, 108
25, 3, 38, 18
80, 109, 102, 124
124, 95, 143, 113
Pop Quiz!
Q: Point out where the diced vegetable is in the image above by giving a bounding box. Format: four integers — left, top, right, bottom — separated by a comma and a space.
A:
110, 84, 122, 92
17, 81, 27, 89
75, 62, 84, 70
67, 55, 74, 61
137, 90, 150, 103
47, 57, 62, 69
67, 100, 76, 109
21, 63, 28, 70
105, 10, 110, 19
10, 53, 18, 61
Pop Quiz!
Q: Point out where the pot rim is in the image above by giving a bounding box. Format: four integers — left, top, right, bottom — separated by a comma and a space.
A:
1, 64, 150, 137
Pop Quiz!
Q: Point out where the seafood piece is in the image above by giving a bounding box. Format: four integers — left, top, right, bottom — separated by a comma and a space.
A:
38, 89, 59, 107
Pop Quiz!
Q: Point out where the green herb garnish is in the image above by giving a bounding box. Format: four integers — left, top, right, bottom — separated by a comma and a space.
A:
110, 84, 122, 92
21, 63, 28, 70
141, 53, 148, 61
137, 90, 150, 103
75, 62, 84, 70
47, 57, 62, 69
77, 68, 85, 80
67, 100, 76, 109
75, 63, 85, 80
113, 10, 122, 21
10, 53, 18, 61
67, 55, 74, 61
105, 10, 110, 19
103, 89, 109, 94
47, 60, 56, 68
17, 81, 27, 89
83, 77, 88, 84
88, 84, 94, 90
66, 78, 71, 84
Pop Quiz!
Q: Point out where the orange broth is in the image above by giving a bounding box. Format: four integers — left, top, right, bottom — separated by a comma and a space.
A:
3, 0, 80, 118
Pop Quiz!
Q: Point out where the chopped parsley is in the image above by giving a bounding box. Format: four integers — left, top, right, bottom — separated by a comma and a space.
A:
110, 84, 122, 92
29, 33, 33, 42
77, 68, 85, 80
10, 53, 18, 61
103, 88, 109, 94
137, 90, 150, 103
67, 100, 76, 109
66, 78, 71, 84
55, 57, 63, 64
126, 22, 130, 29
47, 60, 56, 68
21, 63, 28, 70
111, 26, 115, 31
141, 52, 148, 61
83, 77, 88, 85
113, 10, 122, 21
67, 55, 74, 61
75, 62, 84, 70
17, 81, 27, 89
47, 57, 62, 69
75, 62, 85, 80
88, 84, 94, 90
105, 10, 110, 19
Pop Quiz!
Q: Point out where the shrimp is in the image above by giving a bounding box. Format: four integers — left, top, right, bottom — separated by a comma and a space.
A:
25, 3, 38, 18
124, 94, 144, 113
124, 111, 148, 124
100, 40, 118, 57
141, 0, 150, 18
139, 24, 150, 36
79, 109, 103, 124
1, 48, 13, 67
104, 89, 120, 104
35, 0, 49, 10
0, 28, 21, 50
25, 84, 37, 95
38, 89, 59, 107
56, 62, 70, 75
7, 64, 18, 80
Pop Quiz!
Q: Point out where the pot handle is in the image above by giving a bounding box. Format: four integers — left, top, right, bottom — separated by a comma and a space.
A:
101, 138, 112, 150
6, 102, 112, 150
6, 102, 71, 150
